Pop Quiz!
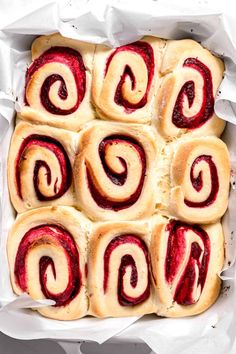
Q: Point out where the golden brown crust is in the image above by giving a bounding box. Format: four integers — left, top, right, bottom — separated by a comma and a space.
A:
74, 121, 164, 221
7, 206, 91, 320
92, 36, 165, 123
31, 33, 94, 60
155, 39, 225, 139
8, 120, 78, 213
150, 219, 224, 317
172, 137, 229, 186
7, 34, 229, 321
21, 33, 95, 132
159, 136, 230, 224
88, 220, 157, 317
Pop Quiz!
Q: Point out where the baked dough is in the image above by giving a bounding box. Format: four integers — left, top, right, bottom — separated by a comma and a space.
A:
92, 36, 165, 123
7, 206, 90, 320
155, 39, 225, 139
88, 221, 156, 317
151, 218, 224, 317
161, 136, 230, 224
6, 34, 230, 320
20, 33, 95, 131
8, 120, 78, 213
74, 121, 163, 221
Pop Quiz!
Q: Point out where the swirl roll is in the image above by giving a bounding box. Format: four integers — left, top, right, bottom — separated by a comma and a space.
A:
162, 136, 230, 224
151, 218, 224, 317
74, 122, 162, 221
92, 37, 165, 123
88, 221, 155, 317
155, 39, 225, 139
7, 206, 90, 320
21, 33, 95, 131
8, 121, 78, 213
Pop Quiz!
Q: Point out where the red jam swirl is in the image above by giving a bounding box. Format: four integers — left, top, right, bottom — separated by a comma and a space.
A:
105, 42, 154, 112
165, 220, 210, 305
172, 58, 214, 129
103, 234, 150, 306
184, 155, 219, 208
25, 46, 86, 115
86, 135, 146, 211
15, 134, 72, 201
14, 224, 81, 307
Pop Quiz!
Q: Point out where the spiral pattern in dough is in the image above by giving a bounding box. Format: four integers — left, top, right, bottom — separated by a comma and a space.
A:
150, 218, 224, 317
156, 39, 225, 138
165, 221, 210, 305
7, 207, 89, 320
168, 137, 230, 223
88, 222, 155, 317
74, 123, 160, 221
25, 46, 86, 115
21, 33, 95, 131
8, 122, 76, 212
103, 234, 150, 306
92, 37, 164, 123
14, 224, 81, 307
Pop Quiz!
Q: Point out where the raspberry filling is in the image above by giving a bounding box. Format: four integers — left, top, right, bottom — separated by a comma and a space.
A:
165, 220, 210, 305
172, 58, 214, 129
184, 154, 219, 208
86, 135, 146, 211
14, 225, 81, 307
103, 234, 150, 306
25, 46, 86, 115
15, 134, 72, 201
105, 42, 154, 112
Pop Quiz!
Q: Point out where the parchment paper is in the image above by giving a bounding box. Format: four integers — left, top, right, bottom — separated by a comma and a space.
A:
0, 1, 236, 353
